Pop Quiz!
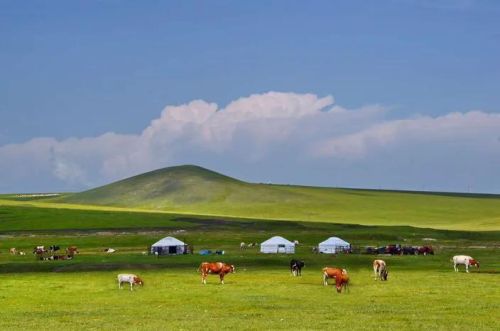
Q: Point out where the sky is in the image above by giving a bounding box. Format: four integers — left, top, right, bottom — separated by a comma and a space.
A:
1, 0, 499, 193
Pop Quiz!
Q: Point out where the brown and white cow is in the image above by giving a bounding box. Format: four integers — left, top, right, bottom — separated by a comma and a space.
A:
9, 248, 17, 255
452, 255, 479, 273
198, 262, 235, 284
322, 267, 349, 293
373, 259, 388, 281
117, 274, 144, 291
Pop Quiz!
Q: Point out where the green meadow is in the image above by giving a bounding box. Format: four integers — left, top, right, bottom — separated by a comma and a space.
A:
0, 203, 499, 330
4, 165, 500, 231
1, 165, 499, 330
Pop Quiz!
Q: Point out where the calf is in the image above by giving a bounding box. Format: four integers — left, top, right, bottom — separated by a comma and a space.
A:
290, 259, 305, 276
117, 274, 144, 291
452, 255, 479, 273
322, 267, 349, 293
373, 259, 388, 281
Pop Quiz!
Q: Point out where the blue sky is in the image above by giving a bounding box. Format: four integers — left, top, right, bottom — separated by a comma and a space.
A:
1, 0, 499, 193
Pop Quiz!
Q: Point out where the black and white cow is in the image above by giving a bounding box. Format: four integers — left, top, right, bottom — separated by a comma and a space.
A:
290, 259, 305, 276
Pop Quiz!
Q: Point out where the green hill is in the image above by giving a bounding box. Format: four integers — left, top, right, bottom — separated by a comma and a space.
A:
56, 165, 500, 231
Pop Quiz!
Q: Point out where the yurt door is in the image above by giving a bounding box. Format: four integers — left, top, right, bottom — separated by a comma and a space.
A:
168, 246, 177, 254
278, 244, 286, 253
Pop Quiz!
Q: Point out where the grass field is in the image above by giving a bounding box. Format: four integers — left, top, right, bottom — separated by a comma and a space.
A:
0, 247, 499, 330
33, 165, 500, 231
1, 168, 499, 330
0, 204, 499, 330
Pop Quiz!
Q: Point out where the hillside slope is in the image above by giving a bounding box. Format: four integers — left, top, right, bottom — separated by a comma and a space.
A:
56, 165, 500, 230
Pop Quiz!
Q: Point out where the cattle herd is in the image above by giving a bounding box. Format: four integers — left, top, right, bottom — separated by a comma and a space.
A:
6, 244, 480, 294
119, 253, 480, 293
7, 245, 79, 260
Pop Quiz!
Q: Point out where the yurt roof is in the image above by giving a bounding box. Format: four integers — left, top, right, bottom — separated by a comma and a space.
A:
152, 236, 186, 247
318, 236, 350, 246
261, 236, 294, 246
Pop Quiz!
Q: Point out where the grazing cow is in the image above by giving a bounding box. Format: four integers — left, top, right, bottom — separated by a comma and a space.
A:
322, 267, 349, 293
117, 274, 144, 291
66, 246, 79, 255
19, 251, 26, 256
293, 240, 300, 245
198, 262, 235, 284
240, 242, 246, 250
104, 248, 116, 253
290, 259, 305, 276
373, 259, 388, 281
9, 248, 17, 255
452, 255, 479, 273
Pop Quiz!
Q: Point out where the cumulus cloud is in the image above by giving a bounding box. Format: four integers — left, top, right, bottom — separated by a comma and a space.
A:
0, 91, 499, 193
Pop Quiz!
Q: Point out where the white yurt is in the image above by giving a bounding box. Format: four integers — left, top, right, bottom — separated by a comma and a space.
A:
150, 236, 187, 255
318, 237, 350, 254
260, 236, 295, 254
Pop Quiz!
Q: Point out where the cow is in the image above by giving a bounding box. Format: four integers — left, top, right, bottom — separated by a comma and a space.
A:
452, 255, 479, 273
198, 262, 235, 284
290, 259, 305, 276
104, 248, 116, 253
66, 246, 79, 255
117, 274, 144, 291
373, 259, 388, 281
240, 242, 246, 250
9, 248, 17, 255
33, 246, 46, 254
33, 246, 48, 259
322, 267, 349, 293
293, 240, 300, 245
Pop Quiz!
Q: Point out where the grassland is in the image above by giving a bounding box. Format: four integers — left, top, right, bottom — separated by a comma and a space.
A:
1, 165, 499, 330
0, 202, 499, 330
5, 165, 499, 231
0, 238, 499, 330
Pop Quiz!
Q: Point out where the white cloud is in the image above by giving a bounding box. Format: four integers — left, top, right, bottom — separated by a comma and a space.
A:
313, 111, 500, 159
0, 91, 499, 193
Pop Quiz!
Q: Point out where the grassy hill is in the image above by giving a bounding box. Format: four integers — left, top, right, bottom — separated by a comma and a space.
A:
49, 165, 500, 231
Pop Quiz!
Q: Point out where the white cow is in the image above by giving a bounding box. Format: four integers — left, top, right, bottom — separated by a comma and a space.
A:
117, 274, 144, 291
452, 255, 479, 273
373, 259, 388, 281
